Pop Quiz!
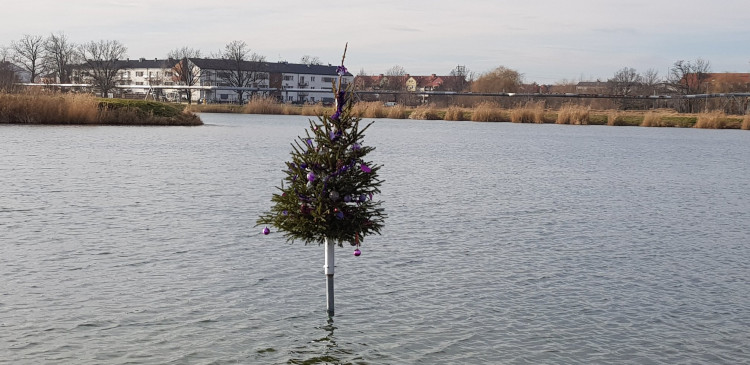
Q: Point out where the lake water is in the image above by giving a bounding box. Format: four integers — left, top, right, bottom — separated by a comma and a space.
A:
1, 114, 749, 364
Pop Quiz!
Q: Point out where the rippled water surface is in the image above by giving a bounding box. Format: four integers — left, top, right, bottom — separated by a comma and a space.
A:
1, 114, 749, 364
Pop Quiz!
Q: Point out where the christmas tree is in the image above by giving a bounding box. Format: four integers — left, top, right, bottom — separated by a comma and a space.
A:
257, 45, 386, 252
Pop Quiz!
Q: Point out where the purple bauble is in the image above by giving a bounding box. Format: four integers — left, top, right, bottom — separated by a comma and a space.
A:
353, 249, 361, 256
262, 227, 270, 235
359, 194, 367, 202
306, 172, 316, 182
336, 211, 344, 220
343, 195, 352, 203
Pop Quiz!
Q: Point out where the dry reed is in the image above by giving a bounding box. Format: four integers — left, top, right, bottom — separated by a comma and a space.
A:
0, 92, 201, 125
351, 101, 387, 118
510, 101, 545, 123
742, 114, 750, 130
443, 106, 466, 121
640, 111, 665, 127
470, 102, 507, 122
300, 103, 329, 116
409, 104, 441, 120
0, 93, 98, 124
555, 104, 590, 125
242, 96, 284, 114
386, 105, 408, 119
607, 111, 625, 126
694, 111, 727, 129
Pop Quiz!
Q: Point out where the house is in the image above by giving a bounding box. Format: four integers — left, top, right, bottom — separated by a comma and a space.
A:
265, 62, 352, 104
705, 73, 750, 93
115, 58, 177, 97
575, 81, 607, 94
187, 59, 352, 104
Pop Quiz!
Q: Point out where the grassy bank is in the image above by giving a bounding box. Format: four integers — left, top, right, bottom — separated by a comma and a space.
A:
0, 93, 202, 126
188, 97, 748, 129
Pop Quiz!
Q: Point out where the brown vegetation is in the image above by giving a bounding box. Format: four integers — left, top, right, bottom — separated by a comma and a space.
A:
695, 111, 728, 129
409, 104, 441, 120
0, 92, 202, 125
510, 101, 546, 123
470, 102, 509, 122
555, 104, 590, 125
148, 96, 750, 130
443, 106, 467, 121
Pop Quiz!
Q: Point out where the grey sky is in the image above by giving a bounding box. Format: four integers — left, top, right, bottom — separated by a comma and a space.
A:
2, 0, 748, 83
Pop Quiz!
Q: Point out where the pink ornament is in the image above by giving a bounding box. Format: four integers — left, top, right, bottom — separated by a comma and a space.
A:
353, 249, 361, 256
262, 227, 270, 235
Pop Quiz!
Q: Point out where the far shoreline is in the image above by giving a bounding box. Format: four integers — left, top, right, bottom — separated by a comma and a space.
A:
187, 98, 750, 130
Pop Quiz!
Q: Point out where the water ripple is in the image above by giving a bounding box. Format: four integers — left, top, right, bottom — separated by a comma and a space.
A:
1, 118, 749, 364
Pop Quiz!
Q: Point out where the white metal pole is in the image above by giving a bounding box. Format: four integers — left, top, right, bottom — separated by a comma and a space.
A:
324, 238, 335, 316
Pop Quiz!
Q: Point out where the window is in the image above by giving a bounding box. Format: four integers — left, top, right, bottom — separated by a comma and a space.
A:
284, 75, 294, 81
311, 77, 315, 82
135, 82, 144, 85
136, 71, 144, 77
165, 71, 173, 77
322, 77, 335, 83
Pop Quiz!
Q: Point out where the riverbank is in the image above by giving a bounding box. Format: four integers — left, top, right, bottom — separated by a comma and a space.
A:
0, 93, 202, 126
187, 98, 750, 130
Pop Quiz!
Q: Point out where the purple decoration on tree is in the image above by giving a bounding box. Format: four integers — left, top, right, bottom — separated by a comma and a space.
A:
336, 211, 344, 220
343, 195, 352, 203
262, 226, 270, 235
307, 172, 316, 182
360, 164, 372, 173
282, 210, 288, 216
359, 194, 366, 202
300, 163, 308, 169
351, 143, 361, 151
336, 65, 348, 76
353, 248, 361, 256
306, 138, 313, 146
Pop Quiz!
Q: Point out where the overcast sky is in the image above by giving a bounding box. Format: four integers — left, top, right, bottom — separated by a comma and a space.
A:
2, 0, 748, 83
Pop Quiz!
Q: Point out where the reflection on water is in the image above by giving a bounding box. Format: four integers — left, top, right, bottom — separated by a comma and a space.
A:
1, 115, 749, 364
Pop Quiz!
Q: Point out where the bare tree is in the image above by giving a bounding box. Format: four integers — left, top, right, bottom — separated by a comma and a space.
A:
608, 67, 641, 96
300, 55, 322, 66
668, 59, 711, 95
382, 65, 407, 90
668, 59, 711, 112
443, 65, 472, 91
639, 68, 661, 95
11, 34, 45, 83
168, 47, 202, 104
78, 40, 127, 97
220, 40, 266, 102
471, 66, 522, 93
44, 32, 78, 84
1, 46, 19, 91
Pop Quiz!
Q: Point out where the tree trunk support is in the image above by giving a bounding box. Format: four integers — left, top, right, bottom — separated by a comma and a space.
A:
324, 238, 334, 316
